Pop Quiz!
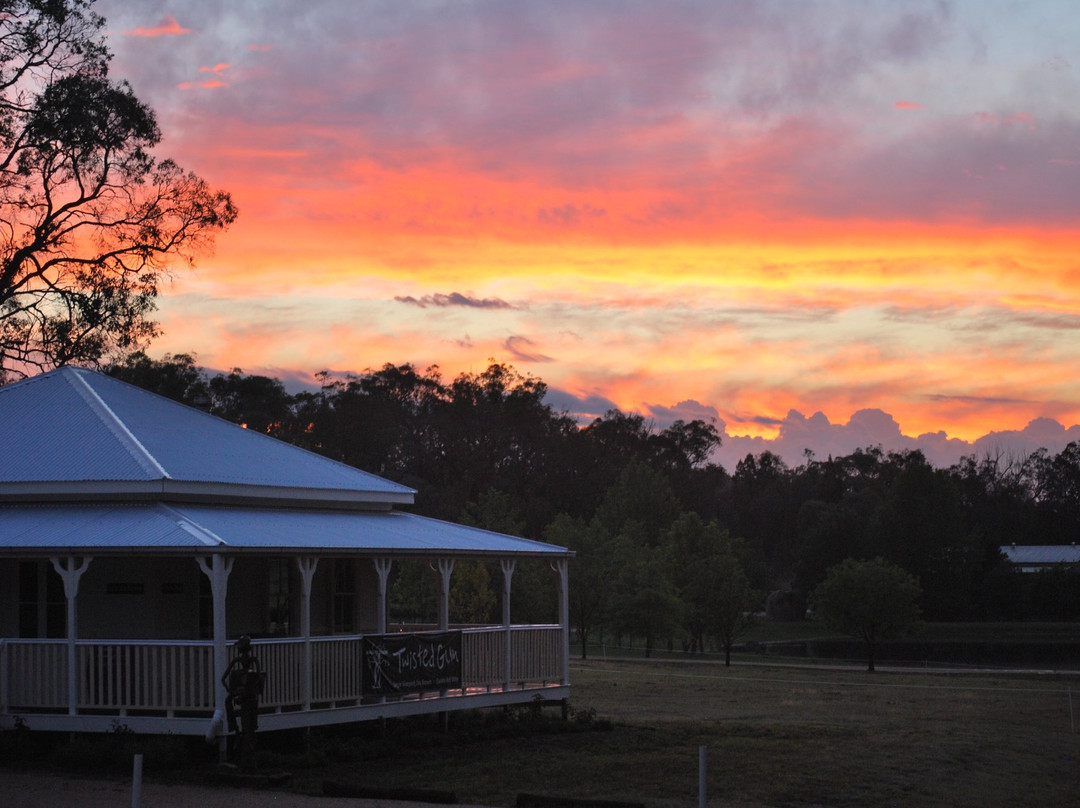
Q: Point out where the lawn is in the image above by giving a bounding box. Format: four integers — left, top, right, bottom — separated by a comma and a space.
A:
6, 652, 1080, 806
286, 658, 1080, 807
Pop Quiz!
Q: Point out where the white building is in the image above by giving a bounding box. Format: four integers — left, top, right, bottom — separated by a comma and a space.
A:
0, 367, 571, 741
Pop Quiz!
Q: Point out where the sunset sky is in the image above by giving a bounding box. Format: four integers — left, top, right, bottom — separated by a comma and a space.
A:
96, 0, 1080, 468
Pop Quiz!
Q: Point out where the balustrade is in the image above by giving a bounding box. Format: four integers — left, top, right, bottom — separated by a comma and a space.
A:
1, 625, 564, 718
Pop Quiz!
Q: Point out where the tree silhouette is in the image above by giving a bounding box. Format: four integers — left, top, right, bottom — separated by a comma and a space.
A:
811, 557, 921, 672
0, 1, 235, 378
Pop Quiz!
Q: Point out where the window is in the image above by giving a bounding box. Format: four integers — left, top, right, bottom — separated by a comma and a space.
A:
331, 559, 356, 633
268, 558, 292, 635
199, 574, 212, 639
18, 561, 65, 638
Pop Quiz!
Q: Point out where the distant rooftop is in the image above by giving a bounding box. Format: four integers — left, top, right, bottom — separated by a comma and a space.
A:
1001, 544, 1080, 570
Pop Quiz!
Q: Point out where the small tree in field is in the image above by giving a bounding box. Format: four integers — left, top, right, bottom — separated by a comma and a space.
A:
811, 557, 921, 672
708, 546, 753, 666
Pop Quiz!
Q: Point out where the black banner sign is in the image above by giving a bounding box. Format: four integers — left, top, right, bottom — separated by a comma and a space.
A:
362, 631, 463, 696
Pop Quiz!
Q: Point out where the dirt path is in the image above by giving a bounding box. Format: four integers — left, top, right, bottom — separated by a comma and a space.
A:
0, 769, 480, 808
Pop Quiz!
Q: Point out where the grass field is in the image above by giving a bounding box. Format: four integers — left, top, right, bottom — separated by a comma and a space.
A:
293, 658, 1080, 808
6, 633, 1080, 807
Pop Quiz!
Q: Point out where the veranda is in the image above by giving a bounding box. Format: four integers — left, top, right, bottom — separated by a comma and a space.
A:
1, 553, 570, 737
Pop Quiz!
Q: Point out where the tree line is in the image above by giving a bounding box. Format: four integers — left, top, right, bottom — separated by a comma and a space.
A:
106, 352, 1080, 655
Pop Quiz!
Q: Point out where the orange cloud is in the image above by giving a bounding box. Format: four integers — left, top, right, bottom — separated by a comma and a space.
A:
894, 100, 921, 109
200, 63, 231, 76
124, 15, 191, 37
178, 80, 228, 91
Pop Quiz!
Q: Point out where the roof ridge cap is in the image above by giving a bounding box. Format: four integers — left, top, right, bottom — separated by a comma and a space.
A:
65, 368, 172, 480
157, 502, 224, 546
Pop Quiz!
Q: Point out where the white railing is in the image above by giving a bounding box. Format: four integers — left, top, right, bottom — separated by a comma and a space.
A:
310, 636, 363, 703
1, 625, 564, 717
79, 641, 215, 711
462, 627, 505, 686
251, 638, 303, 708
511, 625, 562, 682
5, 639, 67, 709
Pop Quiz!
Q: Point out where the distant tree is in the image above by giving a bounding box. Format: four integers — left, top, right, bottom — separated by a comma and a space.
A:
104, 351, 209, 405
207, 369, 294, 435
449, 561, 497, 625
664, 513, 712, 650
652, 419, 722, 472
461, 488, 555, 625
794, 498, 876, 596
1032, 442, 1080, 544
462, 487, 526, 535
593, 460, 682, 546
811, 557, 921, 672
0, 0, 236, 378
707, 541, 754, 666
304, 363, 443, 483
726, 452, 800, 581
610, 536, 682, 658
874, 452, 979, 620
545, 513, 626, 658
667, 512, 754, 664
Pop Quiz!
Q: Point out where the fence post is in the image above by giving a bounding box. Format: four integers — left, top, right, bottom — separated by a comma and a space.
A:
131, 753, 143, 808
699, 745, 707, 808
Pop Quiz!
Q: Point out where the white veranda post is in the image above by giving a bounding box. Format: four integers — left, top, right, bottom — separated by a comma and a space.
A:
296, 557, 319, 711
50, 556, 91, 716
435, 558, 455, 631
553, 558, 570, 687
374, 558, 392, 633
501, 559, 515, 688
197, 554, 234, 744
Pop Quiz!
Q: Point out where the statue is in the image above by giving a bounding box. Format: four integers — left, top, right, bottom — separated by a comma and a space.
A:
221, 635, 264, 768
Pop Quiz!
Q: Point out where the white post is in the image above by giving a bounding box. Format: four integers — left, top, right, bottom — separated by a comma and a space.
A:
50, 556, 91, 716
552, 558, 570, 686
296, 557, 319, 711
0, 639, 7, 714
699, 745, 707, 808
433, 559, 455, 631
500, 559, 515, 689
197, 554, 234, 756
373, 558, 393, 704
131, 753, 143, 808
374, 558, 392, 633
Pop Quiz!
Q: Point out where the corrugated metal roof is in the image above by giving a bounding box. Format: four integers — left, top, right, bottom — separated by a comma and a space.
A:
0, 367, 414, 503
1001, 544, 1080, 565
0, 368, 568, 558
0, 503, 212, 549
0, 502, 569, 556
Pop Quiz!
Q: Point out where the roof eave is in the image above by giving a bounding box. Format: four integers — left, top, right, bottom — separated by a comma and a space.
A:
0, 480, 416, 508
0, 545, 574, 558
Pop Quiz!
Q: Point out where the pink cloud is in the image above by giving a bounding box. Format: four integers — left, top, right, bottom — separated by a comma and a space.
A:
178, 80, 228, 91
894, 100, 921, 109
974, 111, 1037, 129
124, 15, 191, 37
248, 44, 273, 52
200, 63, 231, 77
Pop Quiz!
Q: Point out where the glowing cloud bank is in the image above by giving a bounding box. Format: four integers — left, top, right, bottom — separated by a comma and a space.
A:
98, 0, 1080, 466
